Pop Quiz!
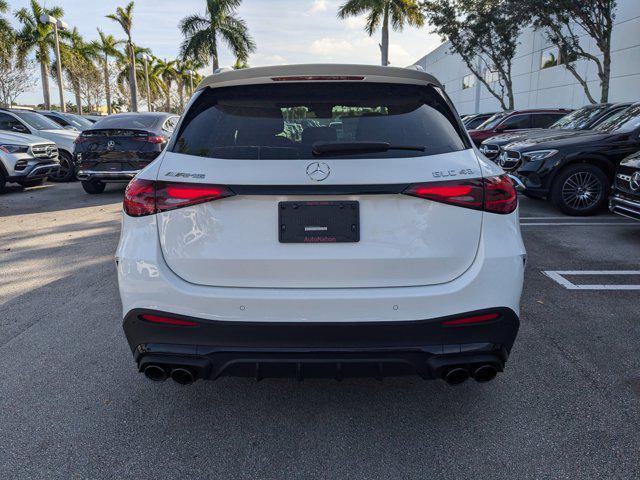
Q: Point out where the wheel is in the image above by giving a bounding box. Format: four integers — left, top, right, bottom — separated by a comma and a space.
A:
550, 164, 609, 216
81, 179, 106, 194
49, 151, 75, 182
18, 178, 46, 188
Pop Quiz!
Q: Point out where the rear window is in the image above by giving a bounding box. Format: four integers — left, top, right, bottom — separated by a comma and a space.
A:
93, 115, 158, 130
172, 82, 468, 159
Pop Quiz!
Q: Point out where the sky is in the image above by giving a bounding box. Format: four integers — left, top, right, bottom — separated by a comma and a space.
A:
6, 0, 443, 106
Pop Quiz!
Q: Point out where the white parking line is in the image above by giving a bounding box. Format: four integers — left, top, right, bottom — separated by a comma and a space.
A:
542, 270, 640, 290
521, 222, 634, 226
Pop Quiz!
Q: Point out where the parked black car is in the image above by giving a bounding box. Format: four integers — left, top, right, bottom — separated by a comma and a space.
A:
610, 151, 640, 220
479, 103, 632, 160
74, 112, 179, 194
501, 102, 640, 215
463, 112, 497, 130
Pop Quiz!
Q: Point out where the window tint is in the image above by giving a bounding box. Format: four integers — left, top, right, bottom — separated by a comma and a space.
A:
550, 106, 608, 130
0, 113, 25, 131
12, 111, 61, 130
594, 104, 640, 133
60, 112, 93, 129
466, 115, 491, 130
499, 114, 530, 130
173, 82, 468, 159
92, 114, 158, 129
44, 114, 68, 126
477, 112, 509, 130
533, 113, 565, 128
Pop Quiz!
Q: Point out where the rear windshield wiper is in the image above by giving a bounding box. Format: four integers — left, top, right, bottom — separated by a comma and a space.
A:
312, 141, 426, 156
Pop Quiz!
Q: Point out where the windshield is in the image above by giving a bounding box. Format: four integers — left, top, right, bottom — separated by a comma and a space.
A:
549, 105, 609, 130
593, 105, 640, 133
172, 82, 468, 159
13, 111, 62, 130
476, 112, 509, 130
61, 112, 93, 129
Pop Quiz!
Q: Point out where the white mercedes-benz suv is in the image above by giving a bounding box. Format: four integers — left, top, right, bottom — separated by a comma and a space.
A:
116, 64, 525, 386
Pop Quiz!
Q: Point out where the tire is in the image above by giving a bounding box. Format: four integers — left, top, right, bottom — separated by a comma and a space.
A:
81, 179, 106, 194
550, 163, 609, 216
18, 178, 46, 188
49, 151, 75, 182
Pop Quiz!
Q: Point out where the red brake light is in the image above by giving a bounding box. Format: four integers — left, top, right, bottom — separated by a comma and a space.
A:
403, 174, 517, 214
146, 135, 166, 144
441, 313, 500, 326
140, 314, 198, 326
271, 76, 365, 81
404, 179, 484, 209
123, 178, 235, 217
483, 175, 518, 214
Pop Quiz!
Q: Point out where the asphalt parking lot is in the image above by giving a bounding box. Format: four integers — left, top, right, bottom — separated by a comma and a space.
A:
1, 182, 640, 479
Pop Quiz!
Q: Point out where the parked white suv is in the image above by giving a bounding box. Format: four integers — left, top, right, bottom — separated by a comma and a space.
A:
0, 131, 59, 192
0, 108, 78, 181
116, 64, 526, 386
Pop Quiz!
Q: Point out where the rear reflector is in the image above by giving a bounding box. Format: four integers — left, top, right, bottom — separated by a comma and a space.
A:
403, 174, 517, 214
140, 314, 199, 326
441, 313, 500, 326
124, 179, 235, 217
271, 76, 365, 81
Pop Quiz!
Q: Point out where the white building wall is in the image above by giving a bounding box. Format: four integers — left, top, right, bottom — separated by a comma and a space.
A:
414, 0, 640, 115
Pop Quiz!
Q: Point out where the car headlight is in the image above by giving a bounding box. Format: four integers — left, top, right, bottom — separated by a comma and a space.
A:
524, 149, 558, 161
0, 144, 29, 154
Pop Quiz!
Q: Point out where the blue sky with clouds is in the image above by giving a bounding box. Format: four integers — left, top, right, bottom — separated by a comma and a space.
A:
7, 0, 442, 105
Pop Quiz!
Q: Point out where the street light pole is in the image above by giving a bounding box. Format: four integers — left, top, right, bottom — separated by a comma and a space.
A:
188, 70, 194, 95
40, 15, 67, 112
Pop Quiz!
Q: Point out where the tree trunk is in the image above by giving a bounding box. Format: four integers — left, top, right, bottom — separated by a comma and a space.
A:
128, 41, 139, 112
211, 29, 219, 72
380, 6, 389, 66
74, 80, 82, 115
40, 60, 51, 109
178, 81, 184, 111
165, 80, 171, 112
600, 48, 611, 103
104, 54, 112, 115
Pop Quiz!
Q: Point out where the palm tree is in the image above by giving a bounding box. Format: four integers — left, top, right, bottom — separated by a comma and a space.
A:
337, 0, 424, 66
179, 0, 256, 73
107, 2, 139, 111
0, 0, 14, 66
91, 29, 123, 115
155, 58, 178, 112
15, 0, 65, 109
175, 59, 202, 110
54, 27, 98, 115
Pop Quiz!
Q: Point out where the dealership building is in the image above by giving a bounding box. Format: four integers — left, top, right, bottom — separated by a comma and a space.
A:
413, 1, 640, 115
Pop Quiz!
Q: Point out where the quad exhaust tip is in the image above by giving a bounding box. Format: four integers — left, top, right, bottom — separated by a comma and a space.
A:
443, 367, 470, 385
143, 365, 168, 382
443, 364, 498, 385
170, 368, 195, 386
472, 364, 498, 383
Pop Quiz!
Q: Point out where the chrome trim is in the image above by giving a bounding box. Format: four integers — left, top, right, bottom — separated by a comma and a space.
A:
508, 174, 525, 189
77, 169, 139, 180
610, 195, 640, 209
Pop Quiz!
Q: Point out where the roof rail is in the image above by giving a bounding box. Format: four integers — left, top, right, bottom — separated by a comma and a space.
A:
213, 67, 234, 75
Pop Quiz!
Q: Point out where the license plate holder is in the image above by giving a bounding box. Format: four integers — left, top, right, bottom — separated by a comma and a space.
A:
278, 201, 360, 243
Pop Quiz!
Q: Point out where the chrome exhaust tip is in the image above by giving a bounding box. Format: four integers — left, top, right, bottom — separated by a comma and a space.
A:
443, 367, 470, 386
170, 368, 195, 386
143, 365, 168, 382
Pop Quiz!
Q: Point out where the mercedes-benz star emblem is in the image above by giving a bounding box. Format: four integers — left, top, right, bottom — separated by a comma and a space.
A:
306, 162, 330, 182
631, 171, 640, 191
45, 146, 53, 157
107, 140, 115, 150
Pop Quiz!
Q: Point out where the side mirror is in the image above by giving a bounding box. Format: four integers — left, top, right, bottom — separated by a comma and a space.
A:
12, 124, 29, 134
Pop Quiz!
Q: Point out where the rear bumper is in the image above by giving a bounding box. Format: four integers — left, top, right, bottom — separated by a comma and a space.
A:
76, 169, 139, 182
125, 307, 519, 380
609, 192, 640, 221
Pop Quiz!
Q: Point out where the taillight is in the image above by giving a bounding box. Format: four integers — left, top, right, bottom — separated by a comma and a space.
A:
123, 178, 235, 217
74, 135, 89, 144
271, 75, 364, 81
146, 135, 166, 144
403, 174, 517, 214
